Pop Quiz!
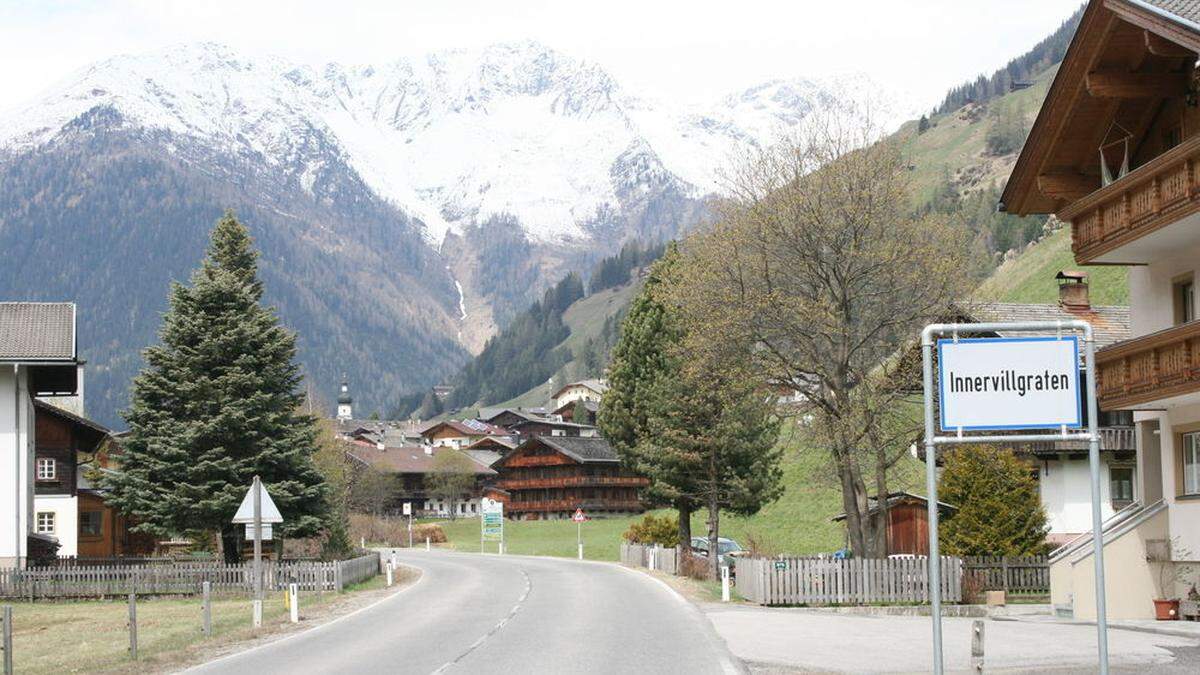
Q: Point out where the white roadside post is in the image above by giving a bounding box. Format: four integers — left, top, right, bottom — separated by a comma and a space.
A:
386, 561, 394, 587
426, 536, 431, 552
721, 565, 731, 602
289, 583, 299, 623
232, 476, 285, 631
921, 321, 1107, 675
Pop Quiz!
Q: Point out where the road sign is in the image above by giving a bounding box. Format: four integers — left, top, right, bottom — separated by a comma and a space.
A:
232, 481, 284, 524
773, 561, 787, 571
572, 509, 586, 523
403, 502, 412, 516
244, 523, 273, 540
937, 336, 1080, 431
481, 498, 504, 543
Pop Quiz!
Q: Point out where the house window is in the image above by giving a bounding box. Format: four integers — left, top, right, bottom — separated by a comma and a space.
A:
1185, 432, 1200, 495
1110, 466, 1135, 509
36, 458, 56, 481
36, 512, 55, 534
80, 511, 102, 537
1174, 275, 1195, 325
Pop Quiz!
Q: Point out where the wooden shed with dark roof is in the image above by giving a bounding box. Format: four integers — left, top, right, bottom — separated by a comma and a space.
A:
493, 436, 648, 520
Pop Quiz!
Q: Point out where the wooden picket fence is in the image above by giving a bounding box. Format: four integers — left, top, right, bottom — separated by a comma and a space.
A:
619, 543, 680, 575
961, 555, 1049, 594
0, 552, 380, 600
734, 556, 964, 606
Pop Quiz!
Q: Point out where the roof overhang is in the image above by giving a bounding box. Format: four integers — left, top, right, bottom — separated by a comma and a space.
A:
1003, 0, 1200, 216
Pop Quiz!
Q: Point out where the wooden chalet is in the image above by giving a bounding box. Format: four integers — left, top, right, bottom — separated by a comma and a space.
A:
508, 418, 599, 439
554, 399, 598, 426
419, 419, 508, 449
832, 492, 956, 557
493, 436, 647, 520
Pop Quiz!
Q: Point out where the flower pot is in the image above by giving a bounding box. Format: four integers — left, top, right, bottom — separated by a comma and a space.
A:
1153, 599, 1180, 621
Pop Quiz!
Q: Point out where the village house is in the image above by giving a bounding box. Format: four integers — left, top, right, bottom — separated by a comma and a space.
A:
550, 379, 607, 411
419, 419, 509, 449
508, 417, 600, 440
1002, 0, 1200, 619
955, 275, 1136, 546
0, 303, 82, 567
492, 436, 647, 520
553, 398, 598, 425
348, 444, 496, 517
31, 399, 107, 558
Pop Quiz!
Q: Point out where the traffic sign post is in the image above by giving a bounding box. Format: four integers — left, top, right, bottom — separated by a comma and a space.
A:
404, 502, 413, 548
573, 509, 586, 560
481, 497, 504, 553
921, 321, 1106, 675
232, 476, 284, 629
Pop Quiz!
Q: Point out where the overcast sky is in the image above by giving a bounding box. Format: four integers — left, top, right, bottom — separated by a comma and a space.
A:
1, 0, 1083, 114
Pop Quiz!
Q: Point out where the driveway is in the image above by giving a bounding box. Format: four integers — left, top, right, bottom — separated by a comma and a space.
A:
188, 549, 743, 674
703, 604, 1200, 673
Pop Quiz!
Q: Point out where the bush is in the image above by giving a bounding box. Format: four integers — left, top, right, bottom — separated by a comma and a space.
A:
622, 513, 679, 547
349, 513, 447, 547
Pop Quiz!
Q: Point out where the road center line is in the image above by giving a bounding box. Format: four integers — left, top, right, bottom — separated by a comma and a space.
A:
431, 568, 532, 674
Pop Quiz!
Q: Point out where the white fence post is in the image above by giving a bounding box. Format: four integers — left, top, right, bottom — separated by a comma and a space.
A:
289, 583, 299, 623
721, 565, 730, 602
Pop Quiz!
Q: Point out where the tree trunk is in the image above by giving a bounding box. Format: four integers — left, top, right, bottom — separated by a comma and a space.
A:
874, 443, 891, 557
707, 491, 721, 581
834, 443, 874, 558
676, 501, 692, 552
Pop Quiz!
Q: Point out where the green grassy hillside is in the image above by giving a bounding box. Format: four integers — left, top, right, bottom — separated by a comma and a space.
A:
975, 228, 1129, 305
434, 421, 927, 559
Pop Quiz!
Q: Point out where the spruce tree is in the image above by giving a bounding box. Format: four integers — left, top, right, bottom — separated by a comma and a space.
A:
104, 211, 328, 562
938, 445, 1049, 556
598, 246, 702, 545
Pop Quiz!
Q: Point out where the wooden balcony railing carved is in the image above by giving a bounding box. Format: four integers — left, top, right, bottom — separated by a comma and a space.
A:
1060, 136, 1200, 264
1096, 321, 1200, 409
506, 499, 644, 513
496, 476, 648, 490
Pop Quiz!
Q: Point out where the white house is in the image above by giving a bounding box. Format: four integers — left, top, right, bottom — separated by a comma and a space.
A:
1002, 0, 1200, 620
550, 379, 608, 410
0, 303, 80, 567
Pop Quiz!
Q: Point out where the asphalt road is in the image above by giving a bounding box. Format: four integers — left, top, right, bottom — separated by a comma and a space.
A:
187, 549, 743, 675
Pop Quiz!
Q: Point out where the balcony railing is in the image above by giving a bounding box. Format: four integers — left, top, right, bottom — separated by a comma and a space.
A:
1096, 320, 1200, 409
1060, 135, 1200, 264
506, 499, 644, 513
496, 476, 649, 490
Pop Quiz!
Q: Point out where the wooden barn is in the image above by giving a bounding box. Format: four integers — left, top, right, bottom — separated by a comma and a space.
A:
493, 437, 647, 520
832, 492, 957, 556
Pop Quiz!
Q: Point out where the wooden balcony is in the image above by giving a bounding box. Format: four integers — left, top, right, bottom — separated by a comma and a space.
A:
506, 499, 644, 513
1059, 135, 1200, 265
496, 476, 649, 490
1096, 320, 1200, 409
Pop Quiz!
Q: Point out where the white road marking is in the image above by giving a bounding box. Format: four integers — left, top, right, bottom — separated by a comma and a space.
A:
431, 569, 532, 674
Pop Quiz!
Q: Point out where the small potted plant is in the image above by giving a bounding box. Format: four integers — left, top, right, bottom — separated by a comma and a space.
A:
1148, 538, 1194, 620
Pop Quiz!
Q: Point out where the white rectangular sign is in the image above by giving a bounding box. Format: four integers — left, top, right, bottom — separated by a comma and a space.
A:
938, 336, 1081, 431
403, 502, 412, 516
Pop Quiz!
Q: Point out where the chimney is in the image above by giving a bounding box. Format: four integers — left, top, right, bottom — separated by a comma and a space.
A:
1056, 270, 1090, 309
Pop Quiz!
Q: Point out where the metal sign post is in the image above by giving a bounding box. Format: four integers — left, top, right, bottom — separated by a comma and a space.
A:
403, 502, 413, 548
573, 508, 586, 560
921, 321, 1108, 675
232, 476, 284, 630
481, 497, 504, 553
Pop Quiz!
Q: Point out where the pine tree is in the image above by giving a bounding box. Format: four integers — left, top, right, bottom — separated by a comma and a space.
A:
598, 246, 702, 545
104, 211, 328, 562
642, 365, 782, 579
938, 445, 1050, 556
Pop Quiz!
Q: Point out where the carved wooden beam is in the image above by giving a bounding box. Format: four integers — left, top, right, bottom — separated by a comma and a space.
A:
1086, 70, 1191, 98
1144, 30, 1196, 58
1038, 171, 1098, 202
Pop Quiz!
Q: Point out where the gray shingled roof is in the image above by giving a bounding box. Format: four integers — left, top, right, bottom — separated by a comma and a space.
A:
955, 301, 1130, 349
0, 303, 76, 361
1140, 0, 1200, 25
535, 436, 619, 463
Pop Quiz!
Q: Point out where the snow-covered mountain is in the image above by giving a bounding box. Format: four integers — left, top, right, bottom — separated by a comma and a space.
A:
1, 41, 861, 244
0, 41, 888, 425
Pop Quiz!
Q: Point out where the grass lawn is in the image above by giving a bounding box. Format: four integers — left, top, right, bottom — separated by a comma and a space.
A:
6, 574, 387, 674
435, 423, 930, 561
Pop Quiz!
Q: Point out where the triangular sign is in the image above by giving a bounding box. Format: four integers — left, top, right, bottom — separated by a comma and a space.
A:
232, 481, 284, 524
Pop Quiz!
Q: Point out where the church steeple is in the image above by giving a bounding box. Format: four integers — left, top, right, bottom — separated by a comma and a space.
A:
336, 376, 353, 420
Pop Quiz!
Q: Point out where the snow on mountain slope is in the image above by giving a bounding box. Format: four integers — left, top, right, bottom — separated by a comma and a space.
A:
0, 41, 880, 244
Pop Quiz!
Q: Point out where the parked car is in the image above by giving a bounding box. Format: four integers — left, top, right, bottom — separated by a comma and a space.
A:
690, 537, 745, 569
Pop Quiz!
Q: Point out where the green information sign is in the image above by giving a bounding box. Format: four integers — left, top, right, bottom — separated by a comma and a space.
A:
774, 560, 788, 571
481, 497, 504, 543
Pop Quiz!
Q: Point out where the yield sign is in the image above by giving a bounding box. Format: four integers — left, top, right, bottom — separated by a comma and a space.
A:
573, 508, 587, 523
232, 480, 284, 524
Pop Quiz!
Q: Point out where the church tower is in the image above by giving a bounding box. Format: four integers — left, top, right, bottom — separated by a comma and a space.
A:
336, 377, 353, 420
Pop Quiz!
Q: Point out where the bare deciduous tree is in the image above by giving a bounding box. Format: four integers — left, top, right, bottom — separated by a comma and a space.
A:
670, 109, 970, 557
